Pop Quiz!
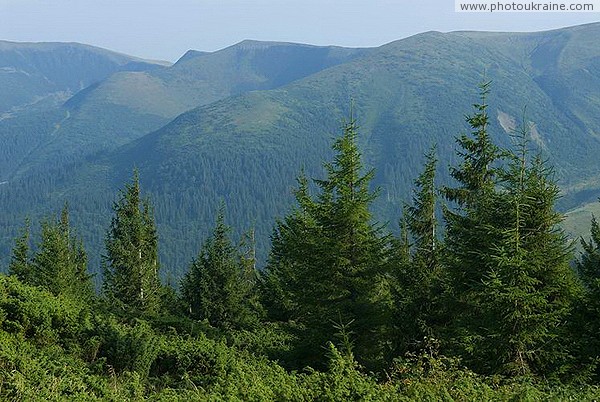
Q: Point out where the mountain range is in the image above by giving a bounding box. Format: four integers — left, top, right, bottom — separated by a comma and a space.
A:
2, 23, 600, 276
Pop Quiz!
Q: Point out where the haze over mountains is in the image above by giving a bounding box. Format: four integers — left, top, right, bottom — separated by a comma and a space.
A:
2, 23, 600, 275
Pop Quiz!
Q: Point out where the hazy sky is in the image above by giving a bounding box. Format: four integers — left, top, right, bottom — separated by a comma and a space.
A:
0, 0, 598, 62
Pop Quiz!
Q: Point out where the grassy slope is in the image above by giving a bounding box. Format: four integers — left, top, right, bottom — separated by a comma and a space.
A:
0, 41, 167, 180
0, 40, 164, 113
564, 201, 600, 242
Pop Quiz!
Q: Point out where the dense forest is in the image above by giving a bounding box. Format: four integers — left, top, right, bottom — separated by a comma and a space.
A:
2, 84, 600, 400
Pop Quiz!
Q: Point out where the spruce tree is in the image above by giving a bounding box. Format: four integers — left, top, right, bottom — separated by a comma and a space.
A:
579, 216, 600, 285
575, 214, 600, 379
180, 209, 258, 329
444, 81, 500, 207
263, 115, 389, 368
396, 147, 445, 353
481, 137, 579, 376
103, 170, 161, 315
406, 147, 439, 270
444, 88, 580, 376
261, 173, 317, 323
238, 227, 263, 319
442, 82, 504, 369
8, 218, 31, 283
10, 205, 93, 301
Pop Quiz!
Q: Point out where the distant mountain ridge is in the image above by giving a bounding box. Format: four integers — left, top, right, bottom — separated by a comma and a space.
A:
2, 40, 367, 180
2, 23, 600, 274
0, 40, 167, 114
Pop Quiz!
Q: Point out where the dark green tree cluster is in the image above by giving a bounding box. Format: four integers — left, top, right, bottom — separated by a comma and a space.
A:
391, 147, 446, 357
576, 216, 600, 380
9, 204, 93, 302
443, 84, 580, 376
262, 83, 592, 379
101, 171, 261, 329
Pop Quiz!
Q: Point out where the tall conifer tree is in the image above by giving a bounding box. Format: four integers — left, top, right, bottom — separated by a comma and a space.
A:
8, 218, 31, 283
481, 132, 579, 375
103, 170, 161, 315
442, 82, 503, 368
264, 114, 389, 368
444, 86, 580, 376
395, 147, 445, 353
575, 214, 600, 379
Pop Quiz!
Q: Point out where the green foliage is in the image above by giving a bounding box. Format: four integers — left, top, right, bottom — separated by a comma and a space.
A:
576, 214, 600, 380
393, 147, 447, 355
444, 88, 581, 377
579, 215, 600, 290
7, 219, 31, 283
390, 351, 600, 401
479, 141, 580, 377
0, 275, 90, 348
0, 332, 113, 402
3, 79, 600, 399
180, 209, 260, 329
406, 147, 439, 269
32, 205, 93, 301
444, 81, 501, 207
263, 115, 391, 369
8, 206, 93, 303
103, 170, 162, 316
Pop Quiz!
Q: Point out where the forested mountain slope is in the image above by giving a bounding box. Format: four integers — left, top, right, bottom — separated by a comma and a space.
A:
2, 23, 600, 276
5, 41, 366, 180
0, 41, 167, 180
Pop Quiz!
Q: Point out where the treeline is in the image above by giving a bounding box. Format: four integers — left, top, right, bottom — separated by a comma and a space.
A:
1, 83, 600, 399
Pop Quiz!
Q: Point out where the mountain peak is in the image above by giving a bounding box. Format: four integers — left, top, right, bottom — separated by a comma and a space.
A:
231, 39, 321, 51
174, 49, 210, 65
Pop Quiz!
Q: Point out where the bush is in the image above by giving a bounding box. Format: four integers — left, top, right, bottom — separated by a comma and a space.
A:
0, 275, 90, 348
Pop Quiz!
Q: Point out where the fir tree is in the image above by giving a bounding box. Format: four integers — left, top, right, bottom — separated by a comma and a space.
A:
261, 173, 316, 323
442, 83, 504, 349
180, 209, 258, 329
238, 227, 263, 319
575, 214, 600, 379
8, 218, 31, 283
13, 205, 93, 301
579, 215, 600, 286
481, 134, 579, 376
396, 147, 445, 354
103, 170, 161, 315
407, 147, 439, 270
444, 81, 500, 207
263, 114, 389, 369
444, 92, 580, 376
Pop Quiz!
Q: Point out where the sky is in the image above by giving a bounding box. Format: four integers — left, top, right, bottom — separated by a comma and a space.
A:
0, 0, 599, 62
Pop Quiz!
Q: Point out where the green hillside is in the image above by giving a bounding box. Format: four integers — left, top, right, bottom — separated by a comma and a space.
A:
3, 24, 600, 276
69, 40, 367, 120
8, 41, 367, 180
4, 84, 600, 398
0, 40, 165, 114
0, 41, 168, 180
